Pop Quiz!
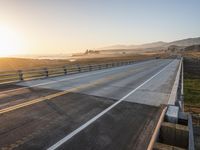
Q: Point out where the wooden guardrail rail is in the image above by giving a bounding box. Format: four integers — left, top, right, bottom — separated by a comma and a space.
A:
0, 60, 135, 84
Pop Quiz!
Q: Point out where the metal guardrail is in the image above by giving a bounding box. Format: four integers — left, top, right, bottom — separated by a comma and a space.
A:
0, 60, 135, 84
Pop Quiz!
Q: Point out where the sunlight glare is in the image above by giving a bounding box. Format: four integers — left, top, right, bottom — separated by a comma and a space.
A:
0, 25, 24, 57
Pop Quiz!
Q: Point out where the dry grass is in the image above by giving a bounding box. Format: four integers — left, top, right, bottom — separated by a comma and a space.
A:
182, 51, 200, 59
0, 53, 168, 71
184, 55, 200, 114
184, 79, 200, 106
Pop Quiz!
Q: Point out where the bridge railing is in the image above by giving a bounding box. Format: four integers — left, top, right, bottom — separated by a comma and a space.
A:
168, 57, 184, 108
0, 60, 135, 84
166, 57, 195, 150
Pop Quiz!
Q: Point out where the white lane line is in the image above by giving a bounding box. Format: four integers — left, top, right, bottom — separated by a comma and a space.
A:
0, 59, 157, 95
47, 59, 175, 150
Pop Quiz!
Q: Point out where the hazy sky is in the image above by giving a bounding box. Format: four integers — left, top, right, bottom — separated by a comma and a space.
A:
0, 0, 200, 55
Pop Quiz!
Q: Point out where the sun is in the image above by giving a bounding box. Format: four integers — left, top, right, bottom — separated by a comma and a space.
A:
0, 25, 24, 57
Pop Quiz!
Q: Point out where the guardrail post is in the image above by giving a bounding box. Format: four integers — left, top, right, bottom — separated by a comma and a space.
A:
18, 70, 23, 81
77, 65, 81, 72
63, 66, 67, 75
89, 65, 92, 71
44, 68, 49, 77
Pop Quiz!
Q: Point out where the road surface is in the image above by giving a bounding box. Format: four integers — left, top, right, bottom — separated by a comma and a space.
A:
0, 59, 180, 150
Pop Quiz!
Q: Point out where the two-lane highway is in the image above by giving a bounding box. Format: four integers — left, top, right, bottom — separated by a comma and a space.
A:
0, 59, 180, 150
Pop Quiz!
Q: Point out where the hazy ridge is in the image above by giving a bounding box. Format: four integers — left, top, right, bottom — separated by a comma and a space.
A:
99, 37, 200, 50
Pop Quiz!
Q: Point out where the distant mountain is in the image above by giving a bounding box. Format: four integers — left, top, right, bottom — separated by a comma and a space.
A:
98, 37, 200, 50
166, 37, 200, 47
99, 41, 167, 50
99, 44, 136, 50
138, 41, 167, 48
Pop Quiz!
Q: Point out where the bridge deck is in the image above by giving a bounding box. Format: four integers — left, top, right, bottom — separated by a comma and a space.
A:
0, 59, 180, 150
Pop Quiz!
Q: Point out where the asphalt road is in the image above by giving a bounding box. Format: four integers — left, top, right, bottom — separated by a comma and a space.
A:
0, 59, 180, 150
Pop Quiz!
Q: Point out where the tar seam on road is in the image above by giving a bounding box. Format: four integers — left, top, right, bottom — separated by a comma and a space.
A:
47, 59, 176, 150
0, 63, 137, 95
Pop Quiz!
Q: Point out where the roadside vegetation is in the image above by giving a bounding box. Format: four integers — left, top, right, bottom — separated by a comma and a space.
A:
184, 78, 200, 106
0, 53, 168, 71
183, 53, 200, 150
184, 55, 200, 113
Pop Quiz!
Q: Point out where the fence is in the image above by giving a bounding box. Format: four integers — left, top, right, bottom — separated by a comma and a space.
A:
0, 60, 135, 84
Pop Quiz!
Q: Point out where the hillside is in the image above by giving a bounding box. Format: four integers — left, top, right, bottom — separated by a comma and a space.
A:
99, 41, 167, 50
184, 45, 200, 51
167, 44, 200, 52
166, 37, 200, 47
98, 37, 200, 50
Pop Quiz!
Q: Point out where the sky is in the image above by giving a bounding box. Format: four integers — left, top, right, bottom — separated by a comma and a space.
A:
0, 0, 200, 56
